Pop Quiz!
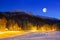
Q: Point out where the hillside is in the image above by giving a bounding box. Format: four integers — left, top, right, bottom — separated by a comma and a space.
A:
0, 12, 60, 31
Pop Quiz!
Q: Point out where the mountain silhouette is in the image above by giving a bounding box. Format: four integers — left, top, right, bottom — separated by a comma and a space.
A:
0, 12, 60, 30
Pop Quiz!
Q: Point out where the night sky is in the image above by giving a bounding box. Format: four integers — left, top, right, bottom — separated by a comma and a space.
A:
0, 0, 60, 19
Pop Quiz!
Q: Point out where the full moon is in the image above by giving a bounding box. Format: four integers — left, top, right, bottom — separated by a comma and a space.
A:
42, 8, 47, 12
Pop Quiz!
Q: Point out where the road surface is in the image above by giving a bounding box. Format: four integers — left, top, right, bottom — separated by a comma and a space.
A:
0, 31, 60, 40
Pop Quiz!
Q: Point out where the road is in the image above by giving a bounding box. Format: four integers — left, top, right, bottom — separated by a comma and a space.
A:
0, 31, 60, 40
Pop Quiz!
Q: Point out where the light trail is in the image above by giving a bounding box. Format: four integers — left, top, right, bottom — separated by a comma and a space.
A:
0, 31, 29, 39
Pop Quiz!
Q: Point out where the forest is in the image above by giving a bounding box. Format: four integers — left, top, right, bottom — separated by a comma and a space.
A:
0, 12, 60, 32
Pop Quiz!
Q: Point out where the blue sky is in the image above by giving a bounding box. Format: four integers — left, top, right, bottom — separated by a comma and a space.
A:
0, 0, 60, 19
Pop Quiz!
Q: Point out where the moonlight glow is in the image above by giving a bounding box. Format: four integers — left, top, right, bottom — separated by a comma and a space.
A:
42, 8, 47, 12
